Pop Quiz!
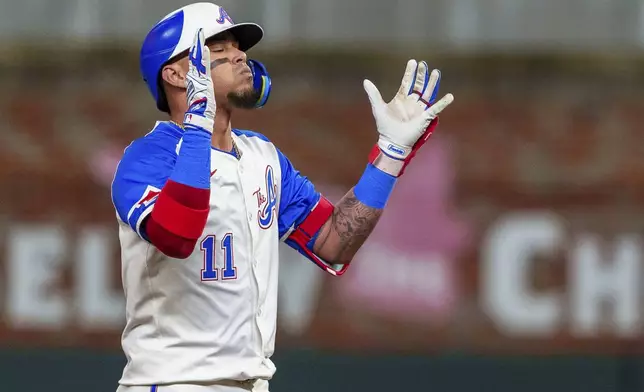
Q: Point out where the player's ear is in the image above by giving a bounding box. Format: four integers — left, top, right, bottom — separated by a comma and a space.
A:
161, 60, 187, 90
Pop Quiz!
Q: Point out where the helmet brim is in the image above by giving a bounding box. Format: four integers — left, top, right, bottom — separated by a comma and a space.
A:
211, 22, 264, 52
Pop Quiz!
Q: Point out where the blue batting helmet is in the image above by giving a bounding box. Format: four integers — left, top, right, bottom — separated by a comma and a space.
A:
140, 2, 272, 112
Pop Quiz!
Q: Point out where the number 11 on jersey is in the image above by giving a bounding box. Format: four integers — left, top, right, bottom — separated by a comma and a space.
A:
201, 233, 237, 281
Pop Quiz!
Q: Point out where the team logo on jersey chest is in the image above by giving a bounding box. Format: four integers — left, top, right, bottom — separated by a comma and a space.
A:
253, 165, 278, 229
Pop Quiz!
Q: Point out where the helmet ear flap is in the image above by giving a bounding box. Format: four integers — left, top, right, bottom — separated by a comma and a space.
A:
247, 59, 271, 108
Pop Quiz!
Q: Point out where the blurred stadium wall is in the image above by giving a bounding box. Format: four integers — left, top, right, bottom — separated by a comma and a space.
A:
0, 0, 643, 391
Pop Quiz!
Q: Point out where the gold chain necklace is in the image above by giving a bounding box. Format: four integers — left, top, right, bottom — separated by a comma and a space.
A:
170, 120, 241, 159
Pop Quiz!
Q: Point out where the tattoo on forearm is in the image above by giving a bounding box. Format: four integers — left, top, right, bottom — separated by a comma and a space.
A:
330, 190, 382, 261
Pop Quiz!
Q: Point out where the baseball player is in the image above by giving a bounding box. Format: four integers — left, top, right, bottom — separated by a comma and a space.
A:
111, 2, 453, 392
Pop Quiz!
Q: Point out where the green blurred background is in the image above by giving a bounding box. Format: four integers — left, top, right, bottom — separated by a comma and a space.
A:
0, 0, 643, 391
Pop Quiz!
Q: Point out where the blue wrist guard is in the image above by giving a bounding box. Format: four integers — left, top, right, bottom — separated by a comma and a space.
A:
353, 164, 397, 209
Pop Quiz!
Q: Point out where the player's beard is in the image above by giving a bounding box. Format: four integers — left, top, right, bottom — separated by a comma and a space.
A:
227, 85, 260, 109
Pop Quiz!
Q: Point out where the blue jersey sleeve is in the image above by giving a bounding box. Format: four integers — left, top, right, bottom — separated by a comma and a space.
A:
111, 123, 182, 240
277, 148, 322, 240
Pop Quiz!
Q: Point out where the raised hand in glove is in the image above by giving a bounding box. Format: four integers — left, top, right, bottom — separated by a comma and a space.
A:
184, 28, 216, 133
363, 59, 454, 177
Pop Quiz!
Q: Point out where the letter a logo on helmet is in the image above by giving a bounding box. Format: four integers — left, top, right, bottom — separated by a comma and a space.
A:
216, 7, 234, 24
140, 2, 271, 112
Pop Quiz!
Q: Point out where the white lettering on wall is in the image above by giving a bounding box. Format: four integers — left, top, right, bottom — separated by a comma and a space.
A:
7, 225, 69, 329
482, 213, 563, 336
570, 234, 641, 337
5, 225, 125, 330
482, 212, 643, 338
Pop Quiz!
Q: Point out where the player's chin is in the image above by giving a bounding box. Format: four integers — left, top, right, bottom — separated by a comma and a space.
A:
227, 85, 260, 109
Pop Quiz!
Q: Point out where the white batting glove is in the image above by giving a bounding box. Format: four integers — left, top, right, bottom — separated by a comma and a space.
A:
184, 28, 216, 133
363, 60, 454, 176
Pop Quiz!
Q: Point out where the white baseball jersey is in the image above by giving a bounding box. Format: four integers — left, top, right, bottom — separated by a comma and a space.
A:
111, 121, 340, 386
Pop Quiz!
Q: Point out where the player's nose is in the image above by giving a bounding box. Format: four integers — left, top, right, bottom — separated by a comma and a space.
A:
231, 48, 247, 65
